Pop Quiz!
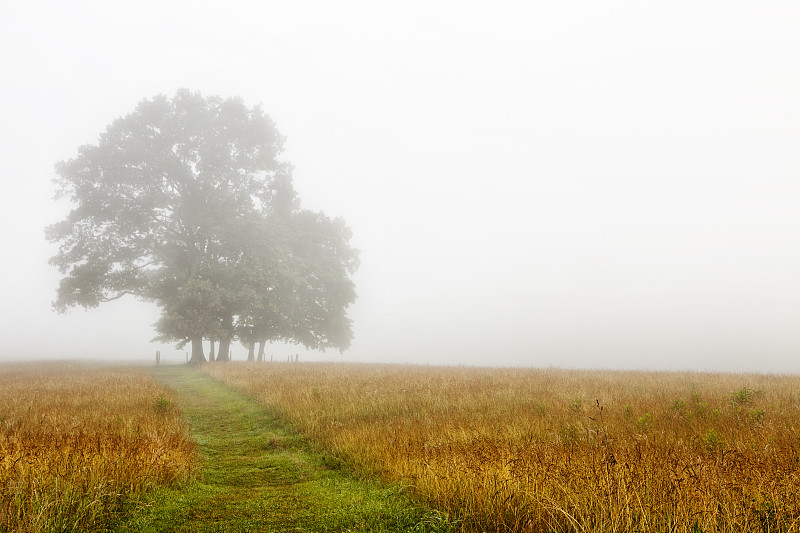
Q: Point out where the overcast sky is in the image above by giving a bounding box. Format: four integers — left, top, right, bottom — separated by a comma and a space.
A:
1, 1, 798, 371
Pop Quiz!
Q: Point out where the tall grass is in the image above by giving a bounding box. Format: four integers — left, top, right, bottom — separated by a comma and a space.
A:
205, 362, 800, 532
0, 362, 197, 532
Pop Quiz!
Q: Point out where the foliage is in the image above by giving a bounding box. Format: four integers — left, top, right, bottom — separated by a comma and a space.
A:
46, 90, 358, 361
730, 386, 759, 406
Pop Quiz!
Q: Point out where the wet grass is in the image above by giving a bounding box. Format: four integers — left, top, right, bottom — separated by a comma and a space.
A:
116, 365, 455, 533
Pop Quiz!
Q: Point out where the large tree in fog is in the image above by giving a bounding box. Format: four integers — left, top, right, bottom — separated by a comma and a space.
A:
47, 89, 358, 363
233, 211, 359, 361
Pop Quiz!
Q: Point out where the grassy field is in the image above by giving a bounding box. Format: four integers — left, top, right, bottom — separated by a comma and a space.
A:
117, 365, 455, 532
5, 361, 800, 532
0, 362, 197, 532
0, 363, 454, 532
204, 362, 800, 532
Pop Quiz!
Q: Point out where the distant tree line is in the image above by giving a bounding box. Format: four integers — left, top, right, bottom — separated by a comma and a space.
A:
47, 90, 359, 363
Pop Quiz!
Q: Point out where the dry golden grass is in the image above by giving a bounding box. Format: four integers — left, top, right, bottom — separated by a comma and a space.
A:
0, 362, 197, 533
205, 362, 800, 532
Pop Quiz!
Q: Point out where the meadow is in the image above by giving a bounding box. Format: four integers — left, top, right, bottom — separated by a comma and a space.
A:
0, 362, 197, 532
204, 362, 800, 532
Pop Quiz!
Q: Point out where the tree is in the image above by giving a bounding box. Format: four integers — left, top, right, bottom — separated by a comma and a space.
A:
47, 89, 358, 362
231, 212, 359, 360
278, 211, 360, 350
151, 277, 226, 360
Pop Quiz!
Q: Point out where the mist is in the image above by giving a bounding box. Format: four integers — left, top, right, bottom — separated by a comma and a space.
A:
1, 1, 798, 372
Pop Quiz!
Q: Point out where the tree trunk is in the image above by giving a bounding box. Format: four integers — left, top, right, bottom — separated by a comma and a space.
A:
216, 314, 233, 362
188, 335, 206, 364
208, 339, 215, 362
247, 341, 255, 362
257, 341, 265, 362
217, 338, 231, 362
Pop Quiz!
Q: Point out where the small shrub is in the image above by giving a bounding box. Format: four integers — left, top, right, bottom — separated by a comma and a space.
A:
748, 409, 765, 426
636, 413, 652, 434
703, 429, 723, 453
155, 394, 171, 414
693, 401, 710, 419
670, 399, 686, 414
731, 387, 757, 406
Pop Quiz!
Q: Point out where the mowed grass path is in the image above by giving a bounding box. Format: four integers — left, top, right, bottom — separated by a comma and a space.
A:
117, 365, 451, 533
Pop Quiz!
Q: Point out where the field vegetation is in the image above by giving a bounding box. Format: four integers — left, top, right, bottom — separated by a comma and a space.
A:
117, 365, 458, 532
0, 362, 197, 532
204, 362, 800, 532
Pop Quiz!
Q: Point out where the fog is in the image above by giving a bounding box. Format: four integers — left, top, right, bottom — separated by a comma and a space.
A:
1, 1, 798, 372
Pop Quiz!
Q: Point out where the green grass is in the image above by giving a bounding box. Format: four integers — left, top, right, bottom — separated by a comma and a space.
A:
114, 365, 456, 533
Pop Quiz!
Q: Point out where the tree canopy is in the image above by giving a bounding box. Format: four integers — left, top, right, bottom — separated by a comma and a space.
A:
47, 89, 359, 363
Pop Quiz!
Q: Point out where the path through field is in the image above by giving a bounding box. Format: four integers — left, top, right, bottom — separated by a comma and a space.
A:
116, 365, 447, 533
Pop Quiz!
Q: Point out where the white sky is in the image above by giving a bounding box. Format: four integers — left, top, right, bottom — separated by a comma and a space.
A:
0, 0, 798, 371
